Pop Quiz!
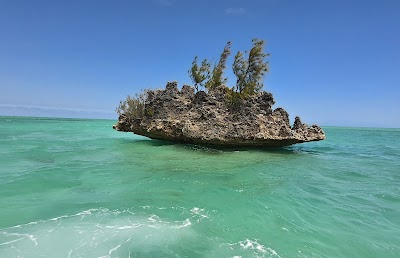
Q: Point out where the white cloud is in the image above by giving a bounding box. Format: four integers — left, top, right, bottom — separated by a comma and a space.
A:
225, 7, 246, 16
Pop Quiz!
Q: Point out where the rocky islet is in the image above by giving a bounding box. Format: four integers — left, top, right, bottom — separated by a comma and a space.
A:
113, 82, 326, 147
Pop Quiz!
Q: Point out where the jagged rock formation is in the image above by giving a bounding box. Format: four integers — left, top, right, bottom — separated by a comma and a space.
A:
113, 82, 326, 147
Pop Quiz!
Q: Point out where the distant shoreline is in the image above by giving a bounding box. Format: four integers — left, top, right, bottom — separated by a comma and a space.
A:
0, 115, 115, 122
0, 104, 116, 120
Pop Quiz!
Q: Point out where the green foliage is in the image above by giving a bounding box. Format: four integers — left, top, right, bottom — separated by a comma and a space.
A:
206, 41, 231, 91
188, 39, 269, 97
233, 51, 247, 94
188, 56, 211, 91
225, 87, 244, 110
146, 107, 154, 117
232, 38, 270, 95
115, 90, 148, 120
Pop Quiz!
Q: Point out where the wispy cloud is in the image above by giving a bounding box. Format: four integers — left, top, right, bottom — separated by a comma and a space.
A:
225, 7, 246, 16
158, 0, 173, 7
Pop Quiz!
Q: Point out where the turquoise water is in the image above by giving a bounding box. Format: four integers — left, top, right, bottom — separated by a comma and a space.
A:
0, 116, 399, 257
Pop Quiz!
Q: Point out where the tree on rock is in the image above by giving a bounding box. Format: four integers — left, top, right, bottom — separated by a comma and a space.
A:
188, 56, 211, 91
188, 39, 269, 97
233, 38, 270, 95
232, 51, 247, 94
206, 41, 231, 91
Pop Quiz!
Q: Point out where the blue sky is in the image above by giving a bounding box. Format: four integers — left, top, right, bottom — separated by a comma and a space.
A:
0, 0, 399, 127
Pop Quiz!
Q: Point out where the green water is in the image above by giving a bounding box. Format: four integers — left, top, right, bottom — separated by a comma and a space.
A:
0, 116, 399, 257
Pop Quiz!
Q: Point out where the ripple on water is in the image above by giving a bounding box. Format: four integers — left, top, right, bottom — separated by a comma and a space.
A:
0, 208, 199, 257
1, 120, 400, 257
0, 207, 280, 257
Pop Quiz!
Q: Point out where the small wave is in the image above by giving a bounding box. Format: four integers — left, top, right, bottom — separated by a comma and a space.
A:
0, 207, 202, 257
175, 219, 192, 229
190, 207, 208, 218
220, 239, 281, 258
239, 239, 281, 257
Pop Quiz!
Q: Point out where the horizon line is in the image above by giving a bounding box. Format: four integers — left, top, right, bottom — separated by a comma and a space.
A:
1, 114, 399, 130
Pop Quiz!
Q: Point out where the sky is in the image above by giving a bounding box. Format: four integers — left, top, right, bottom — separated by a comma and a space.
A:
0, 0, 399, 127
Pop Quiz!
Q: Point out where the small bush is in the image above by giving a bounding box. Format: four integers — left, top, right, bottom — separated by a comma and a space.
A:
146, 107, 155, 117
115, 90, 148, 120
225, 87, 244, 111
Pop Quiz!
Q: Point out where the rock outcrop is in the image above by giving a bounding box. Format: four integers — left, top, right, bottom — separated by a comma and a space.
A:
113, 82, 326, 147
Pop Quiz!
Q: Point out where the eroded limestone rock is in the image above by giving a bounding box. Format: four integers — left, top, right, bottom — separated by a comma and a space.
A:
113, 82, 326, 147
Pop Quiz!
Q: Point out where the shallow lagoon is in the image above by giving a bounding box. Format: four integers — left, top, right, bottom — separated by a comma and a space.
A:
0, 117, 399, 257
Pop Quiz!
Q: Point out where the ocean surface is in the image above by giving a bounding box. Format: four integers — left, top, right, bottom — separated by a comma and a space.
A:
0, 116, 399, 257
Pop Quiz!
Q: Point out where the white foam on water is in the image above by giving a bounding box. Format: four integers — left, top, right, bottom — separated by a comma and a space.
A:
147, 214, 161, 223
213, 238, 282, 258
0, 237, 26, 246
190, 207, 209, 220
235, 239, 281, 258
0, 207, 201, 257
174, 219, 192, 229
